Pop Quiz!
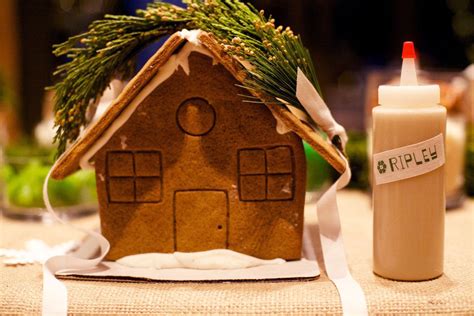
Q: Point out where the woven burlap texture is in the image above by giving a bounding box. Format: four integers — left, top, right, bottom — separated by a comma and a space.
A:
1, 191, 473, 315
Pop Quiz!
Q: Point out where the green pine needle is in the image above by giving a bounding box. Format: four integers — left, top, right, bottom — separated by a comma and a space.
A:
50, 0, 321, 156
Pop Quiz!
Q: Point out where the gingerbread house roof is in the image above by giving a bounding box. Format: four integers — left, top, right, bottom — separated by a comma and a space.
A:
51, 31, 345, 179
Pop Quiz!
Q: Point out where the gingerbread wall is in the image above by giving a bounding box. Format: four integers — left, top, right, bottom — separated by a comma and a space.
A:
93, 51, 306, 261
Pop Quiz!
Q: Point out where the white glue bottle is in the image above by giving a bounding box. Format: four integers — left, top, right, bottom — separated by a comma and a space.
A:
372, 41, 446, 281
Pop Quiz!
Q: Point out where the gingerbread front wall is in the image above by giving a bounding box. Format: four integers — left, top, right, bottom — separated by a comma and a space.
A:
94, 52, 306, 261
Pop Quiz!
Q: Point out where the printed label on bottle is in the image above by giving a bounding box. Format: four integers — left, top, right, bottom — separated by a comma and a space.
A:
373, 133, 445, 185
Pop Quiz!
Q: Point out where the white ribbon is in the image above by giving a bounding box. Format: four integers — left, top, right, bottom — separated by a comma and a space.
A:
296, 69, 367, 314
316, 154, 368, 315
296, 69, 367, 315
42, 162, 110, 316
296, 68, 348, 149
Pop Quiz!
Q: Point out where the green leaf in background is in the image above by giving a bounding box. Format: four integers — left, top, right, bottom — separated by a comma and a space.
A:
4, 159, 97, 208
304, 141, 330, 190
0, 164, 15, 182
344, 131, 369, 190
7, 160, 48, 207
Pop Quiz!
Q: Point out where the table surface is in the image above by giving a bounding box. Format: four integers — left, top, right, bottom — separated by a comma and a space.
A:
1, 190, 473, 315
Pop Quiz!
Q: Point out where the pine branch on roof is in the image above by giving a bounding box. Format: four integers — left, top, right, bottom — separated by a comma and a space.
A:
50, 0, 322, 157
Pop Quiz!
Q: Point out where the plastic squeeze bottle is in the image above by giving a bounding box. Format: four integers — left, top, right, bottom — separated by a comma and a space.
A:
372, 42, 446, 281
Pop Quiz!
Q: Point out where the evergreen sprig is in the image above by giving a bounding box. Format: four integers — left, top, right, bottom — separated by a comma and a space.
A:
186, 0, 320, 105
51, 0, 321, 156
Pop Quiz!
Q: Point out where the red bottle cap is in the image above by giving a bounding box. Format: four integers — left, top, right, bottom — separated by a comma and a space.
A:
402, 41, 416, 59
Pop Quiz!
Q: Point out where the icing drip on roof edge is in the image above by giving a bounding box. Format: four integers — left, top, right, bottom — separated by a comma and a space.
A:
78, 30, 215, 170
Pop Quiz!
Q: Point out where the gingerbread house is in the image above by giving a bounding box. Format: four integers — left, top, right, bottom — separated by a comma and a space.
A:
51, 31, 345, 261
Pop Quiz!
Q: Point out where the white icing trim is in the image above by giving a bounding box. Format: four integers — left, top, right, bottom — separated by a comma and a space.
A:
178, 29, 201, 46
116, 249, 285, 270
79, 39, 215, 170
275, 119, 290, 134
274, 97, 315, 135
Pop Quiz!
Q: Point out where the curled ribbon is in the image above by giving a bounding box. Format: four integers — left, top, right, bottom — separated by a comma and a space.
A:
42, 161, 110, 316
296, 68, 348, 150
295, 69, 367, 315
316, 154, 368, 315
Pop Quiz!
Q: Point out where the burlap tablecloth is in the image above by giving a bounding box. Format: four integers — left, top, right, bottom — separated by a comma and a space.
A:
1, 190, 473, 315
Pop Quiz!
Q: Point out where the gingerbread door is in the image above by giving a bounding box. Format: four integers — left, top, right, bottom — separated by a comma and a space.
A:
174, 190, 229, 251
